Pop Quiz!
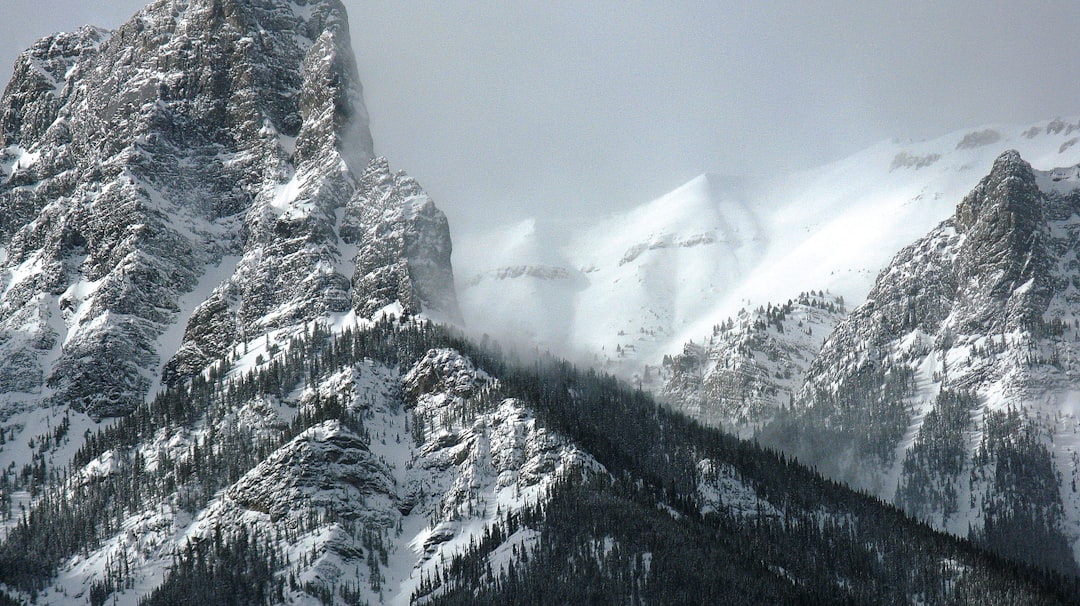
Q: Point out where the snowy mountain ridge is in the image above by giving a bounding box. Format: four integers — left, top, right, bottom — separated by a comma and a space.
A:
2, 0, 1080, 603
744, 149, 1080, 574
457, 118, 1080, 381
36, 339, 600, 605
655, 291, 846, 437
0, 0, 460, 424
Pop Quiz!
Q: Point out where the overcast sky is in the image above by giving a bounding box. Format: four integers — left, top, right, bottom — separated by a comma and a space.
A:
2, 1, 1080, 235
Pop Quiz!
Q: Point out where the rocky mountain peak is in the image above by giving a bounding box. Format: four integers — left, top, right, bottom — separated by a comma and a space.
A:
658, 293, 846, 436
0, 0, 453, 418
953, 150, 1049, 332
769, 151, 1080, 574
351, 156, 427, 205
0, 26, 106, 152
955, 150, 1043, 237
344, 157, 462, 322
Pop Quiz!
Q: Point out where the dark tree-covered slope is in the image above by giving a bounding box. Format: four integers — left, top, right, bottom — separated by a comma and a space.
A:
3, 319, 1074, 604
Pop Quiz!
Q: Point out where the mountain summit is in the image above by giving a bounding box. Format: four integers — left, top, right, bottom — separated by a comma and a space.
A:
0, 0, 458, 419
762, 149, 1080, 574
456, 119, 1080, 386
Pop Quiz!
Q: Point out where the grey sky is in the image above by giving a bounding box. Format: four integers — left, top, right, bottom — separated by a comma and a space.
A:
2, 1, 1080, 236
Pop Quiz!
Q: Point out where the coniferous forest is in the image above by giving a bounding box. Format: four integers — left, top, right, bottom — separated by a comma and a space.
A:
2, 317, 1077, 604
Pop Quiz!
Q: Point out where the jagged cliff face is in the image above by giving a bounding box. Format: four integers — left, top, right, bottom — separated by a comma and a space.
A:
342, 158, 461, 322
0, 317, 586, 604
764, 151, 1080, 574
4, 2, 1080, 603
0, 0, 459, 419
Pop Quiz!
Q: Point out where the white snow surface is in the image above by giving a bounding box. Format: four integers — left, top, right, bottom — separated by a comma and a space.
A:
456, 118, 1080, 379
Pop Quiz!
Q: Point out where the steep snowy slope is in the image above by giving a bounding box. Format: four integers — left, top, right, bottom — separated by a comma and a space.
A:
3, 320, 1074, 605
457, 120, 1080, 380
566, 174, 766, 373
25, 333, 595, 606
762, 150, 1080, 574
458, 219, 586, 354
461, 174, 766, 374
706, 124, 1080, 328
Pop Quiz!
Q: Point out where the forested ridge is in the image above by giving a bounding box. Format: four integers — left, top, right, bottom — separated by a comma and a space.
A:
1, 317, 1076, 604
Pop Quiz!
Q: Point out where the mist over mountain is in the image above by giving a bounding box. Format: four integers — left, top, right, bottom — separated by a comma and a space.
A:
8, 2, 1080, 240
1, 1, 1079, 604
459, 120, 1080, 381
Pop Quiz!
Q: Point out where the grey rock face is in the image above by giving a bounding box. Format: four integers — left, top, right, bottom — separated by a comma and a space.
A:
0, 0, 459, 417
222, 420, 397, 523
155, 0, 375, 386
0, 0, 377, 416
0, 27, 107, 239
402, 347, 486, 402
952, 150, 1050, 333
343, 157, 462, 322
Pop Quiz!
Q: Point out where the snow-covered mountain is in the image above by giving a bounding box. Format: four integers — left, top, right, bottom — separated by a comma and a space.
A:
0, 0, 458, 422
0, 0, 462, 595
459, 174, 766, 375
457, 121, 1080, 380
34, 337, 597, 605
2, 0, 1079, 603
655, 292, 846, 437
457, 114, 1080, 576
758, 150, 1080, 575
8, 312, 1068, 604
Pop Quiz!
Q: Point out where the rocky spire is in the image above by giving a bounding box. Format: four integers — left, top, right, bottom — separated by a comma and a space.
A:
952, 150, 1050, 332
0, 0, 395, 417
343, 157, 462, 323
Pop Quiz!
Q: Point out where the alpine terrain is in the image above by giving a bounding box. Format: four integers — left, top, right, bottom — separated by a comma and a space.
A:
656, 291, 847, 436
756, 149, 1080, 577
457, 120, 1080, 382
0, 0, 1078, 605
456, 89, 1080, 582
